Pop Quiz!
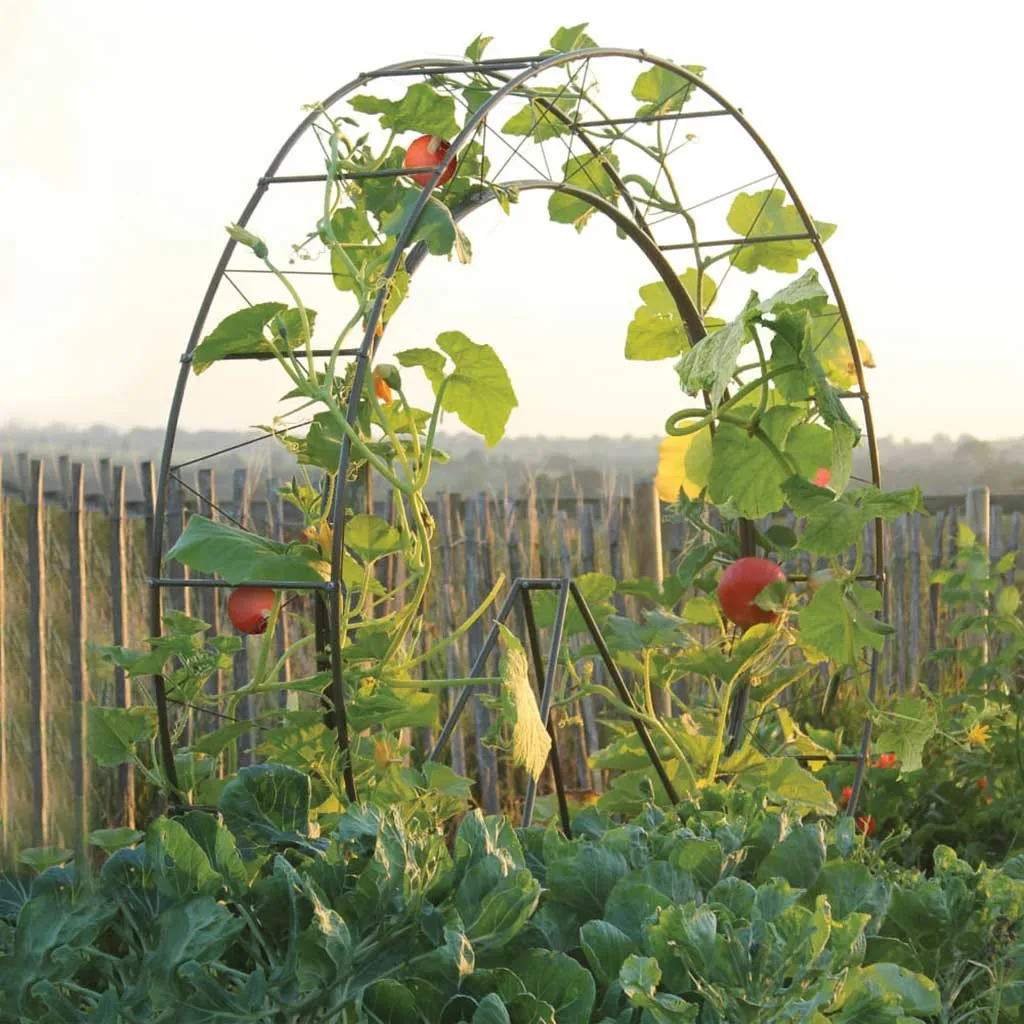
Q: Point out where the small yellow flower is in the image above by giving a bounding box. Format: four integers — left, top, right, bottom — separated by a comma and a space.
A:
303, 520, 333, 553
966, 722, 991, 748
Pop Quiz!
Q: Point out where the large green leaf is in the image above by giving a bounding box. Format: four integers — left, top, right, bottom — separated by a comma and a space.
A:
632, 65, 703, 116
350, 83, 460, 138
759, 268, 829, 313
670, 838, 723, 889
619, 954, 699, 1022
548, 150, 620, 232
464, 33, 493, 61
465, 869, 541, 954
348, 685, 437, 733
624, 270, 717, 361
190, 303, 317, 373
811, 861, 891, 927
218, 764, 321, 859
428, 331, 518, 447
842, 964, 940, 1015
144, 817, 224, 900
755, 823, 826, 890
707, 407, 804, 518
324, 207, 379, 292
872, 697, 938, 774
799, 581, 890, 667
472, 994, 512, 1024
785, 478, 925, 556
810, 308, 877, 389
513, 949, 596, 1024
545, 23, 597, 52
346, 514, 402, 562
502, 94, 575, 141
785, 423, 834, 483
361, 979, 422, 1023
88, 827, 144, 852
530, 572, 616, 636
546, 844, 629, 919
17, 847, 72, 871
381, 190, 467, 259
726, 189, 836, 273
734, 758, 837, 815
604, 880, 669, 944
149, 896, 244, 988
579, 920, 638, 987
179, 810, 248, 896
87, 705, 157, 766
397, 347, 447, 389
675, 295, 756, 410
165, 514, 326, 585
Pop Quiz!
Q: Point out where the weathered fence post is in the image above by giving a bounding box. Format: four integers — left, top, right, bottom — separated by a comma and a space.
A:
579, 503, 603, 792
526, 478, 541, 578
68, 463, 90, 867
966, 486, 991, 663
104, 463, 136, 825
26, 458, 49, 847
609, 500, 626, 615
909, 512, 922, 689
632, 479, 669, 716
1009, 511, 1022, 585
436, 493, 465, 777
166, 474, 193, 745
893, 517, 907, 691
266, 476, 294, 713
556, 509, 591, 790
990, 504, 1005, 658
233, 468, 254, 766
926, 509, 946, 685
0, 456, 8, 858
463, 498, 499, 813
196, 470, 227, 734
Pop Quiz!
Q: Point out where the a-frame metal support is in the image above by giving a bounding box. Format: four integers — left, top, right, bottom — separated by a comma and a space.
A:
426, 577, 680, 837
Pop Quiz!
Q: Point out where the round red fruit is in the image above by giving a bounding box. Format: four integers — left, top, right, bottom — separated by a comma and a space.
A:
403, 134, 457, 187
228, 587, 275, 635
856, 815, 876, 837
873, 752, 898, 769
717, 557, 786, 630
839, 786, 853, 807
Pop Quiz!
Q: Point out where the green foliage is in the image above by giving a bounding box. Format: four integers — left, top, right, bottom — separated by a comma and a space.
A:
549, 151, 621, 231
349, 83, 460, 138
69, 27, 1003, 1021
165, 514, 328, 584
190, 303, 317, 373
5, 790, 1015, 1021
675, 293, 757, 411
632, 64, 703, 117
726, 189, 837, 273
398, 331, 518, 446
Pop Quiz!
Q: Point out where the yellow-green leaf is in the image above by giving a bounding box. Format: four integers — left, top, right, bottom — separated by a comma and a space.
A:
655, 428, 712, 504
726, 189, 836, 274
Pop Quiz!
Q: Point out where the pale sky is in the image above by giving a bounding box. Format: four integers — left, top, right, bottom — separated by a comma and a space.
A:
1, 1, 1021, 444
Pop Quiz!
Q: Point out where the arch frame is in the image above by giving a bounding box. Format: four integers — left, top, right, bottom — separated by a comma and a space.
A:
149, 46, 884, 814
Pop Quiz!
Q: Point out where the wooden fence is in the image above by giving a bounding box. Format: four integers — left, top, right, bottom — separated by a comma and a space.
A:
0, 448, 1018, 861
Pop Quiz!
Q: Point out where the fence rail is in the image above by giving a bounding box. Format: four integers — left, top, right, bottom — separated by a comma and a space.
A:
0, 448, 1016, 859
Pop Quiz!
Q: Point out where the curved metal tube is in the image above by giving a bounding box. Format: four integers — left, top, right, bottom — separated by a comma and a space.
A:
151, 47, 881, 812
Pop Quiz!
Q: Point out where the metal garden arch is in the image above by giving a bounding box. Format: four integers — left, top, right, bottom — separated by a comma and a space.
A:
149, 45, 886, 824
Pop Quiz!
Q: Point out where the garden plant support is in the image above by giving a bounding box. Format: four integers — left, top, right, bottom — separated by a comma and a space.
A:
146, 43, 886, 820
